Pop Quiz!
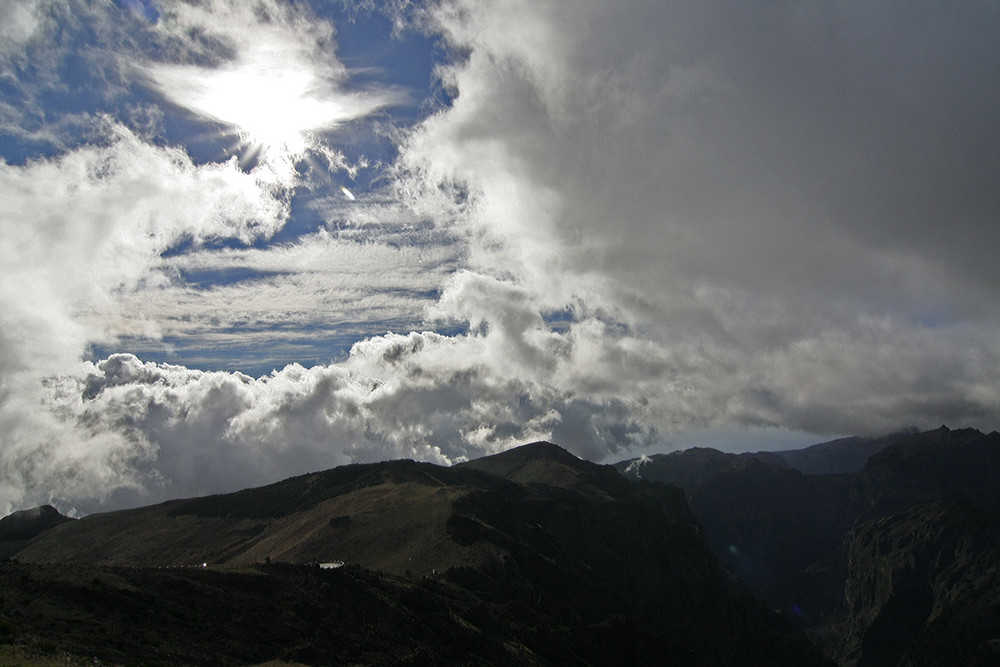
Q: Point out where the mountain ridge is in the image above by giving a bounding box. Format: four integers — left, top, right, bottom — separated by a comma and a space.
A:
2, 440, 826, 666
4, 429, 997, 665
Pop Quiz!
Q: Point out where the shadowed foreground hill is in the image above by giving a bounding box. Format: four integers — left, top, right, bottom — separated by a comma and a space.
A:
1, 442, 825, 666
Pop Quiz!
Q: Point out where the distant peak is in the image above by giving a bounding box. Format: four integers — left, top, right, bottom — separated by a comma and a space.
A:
455, 441, 620, 493
2, 504, 68, 522
0, 504, 74, 542
519, 441, 575, 455
483, 441, 583, 464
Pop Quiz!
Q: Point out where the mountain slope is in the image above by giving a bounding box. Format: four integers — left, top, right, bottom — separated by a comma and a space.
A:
0, 560, 540, 666
6, 442, 827, 666
14, 459, 507, 574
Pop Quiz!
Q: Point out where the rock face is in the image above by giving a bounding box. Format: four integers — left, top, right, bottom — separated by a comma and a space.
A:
616, 426, 1000, 665
838, 499, 1000, 667
1, 442, 826, 666
685, 459, 858, 626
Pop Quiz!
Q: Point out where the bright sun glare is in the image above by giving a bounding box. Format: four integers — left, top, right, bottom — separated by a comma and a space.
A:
146, 45, 390, 174
203, 61, 324, 156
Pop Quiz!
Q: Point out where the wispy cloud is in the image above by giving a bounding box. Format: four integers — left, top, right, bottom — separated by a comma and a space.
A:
107, 229, 461, 371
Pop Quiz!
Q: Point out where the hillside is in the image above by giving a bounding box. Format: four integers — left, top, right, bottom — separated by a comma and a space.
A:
1, 442, 825, 666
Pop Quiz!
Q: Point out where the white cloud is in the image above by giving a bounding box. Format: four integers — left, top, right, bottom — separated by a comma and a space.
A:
0, 122, 286, 366
0, 0, 47, 57
0, 123, 290, 513
396, 0, 1000, 419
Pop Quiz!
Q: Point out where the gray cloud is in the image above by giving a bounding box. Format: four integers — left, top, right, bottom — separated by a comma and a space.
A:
399, 0, 1000, 417
407, 1, 1000, 310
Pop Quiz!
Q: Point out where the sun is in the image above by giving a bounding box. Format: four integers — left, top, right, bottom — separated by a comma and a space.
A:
145, 45, 392, 171
197, 60, 324, 157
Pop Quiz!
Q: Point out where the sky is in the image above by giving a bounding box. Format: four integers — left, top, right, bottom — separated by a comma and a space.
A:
2, 0, 999, 515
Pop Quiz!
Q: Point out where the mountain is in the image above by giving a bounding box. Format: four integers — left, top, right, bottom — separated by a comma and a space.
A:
615, 447, 791, 495
15, 458, 512, 573
616, 447, 858, 623
614, 431, 912, 490
2, 442, 826, 666
684, 458, 858, 626
775, 431, 915, 475
0, 504, 73, 560
859, 426, 1000, 518
8, 428, 996, 665
615, 426, 1000, 665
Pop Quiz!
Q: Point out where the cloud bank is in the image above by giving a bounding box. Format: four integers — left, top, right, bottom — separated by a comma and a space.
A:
2, 0, 999, 514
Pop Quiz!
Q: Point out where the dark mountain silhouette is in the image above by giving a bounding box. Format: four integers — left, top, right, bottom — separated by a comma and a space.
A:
616, 447, 791, 495
683, 459, 858, 626
615, 426, 1000, 665
0, 504, 73, 560
613, 431, 912, 491
776, 431, 916, 475
858, 426, 1000, 518
7, 428, 997, 666
1, 442, 825, 666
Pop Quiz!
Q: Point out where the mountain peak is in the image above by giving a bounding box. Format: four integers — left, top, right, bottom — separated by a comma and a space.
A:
485, 441, 582, 464
457, 441, 625, 497
0, 505, 74, 554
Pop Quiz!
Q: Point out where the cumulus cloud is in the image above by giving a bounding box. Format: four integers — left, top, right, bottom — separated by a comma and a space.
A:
29, 294, 670, 511
404, 0, 1000, 312
0, 123, 290, 513
1, 123, 286, 366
